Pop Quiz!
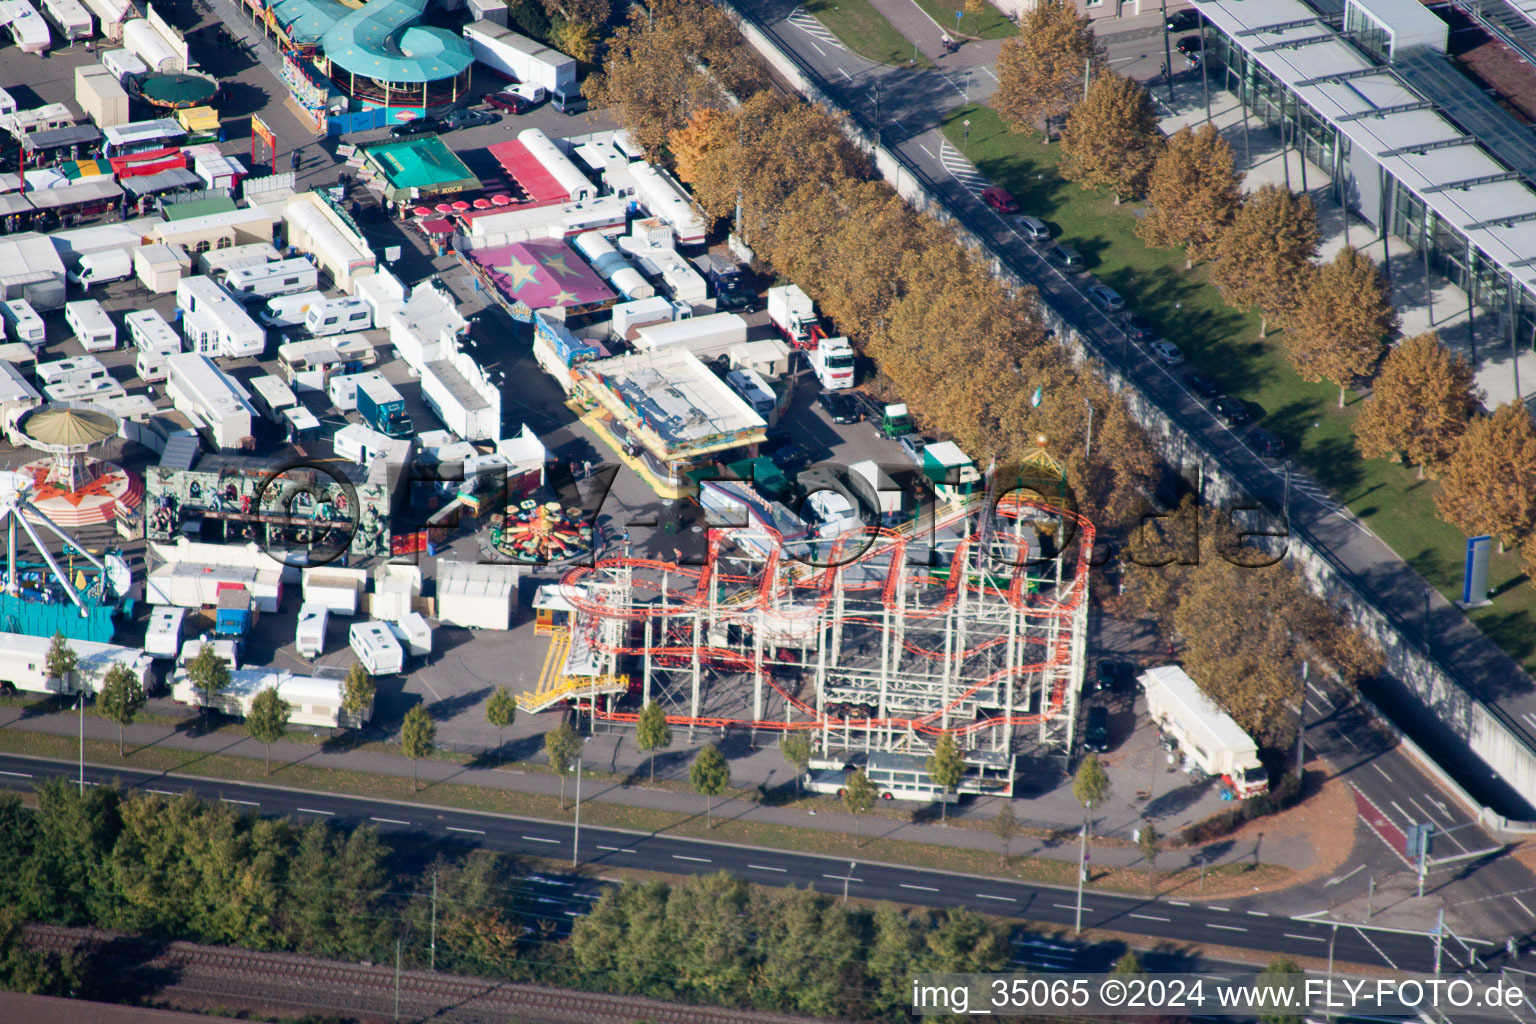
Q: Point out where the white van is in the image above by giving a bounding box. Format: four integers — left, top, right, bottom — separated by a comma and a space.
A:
1, 299, 45, 347
257, 290, 325, 329
65, 300, 117, 352
303, 296, 372, 337
295, 603, 328, 660
134, 350, 170, 383
126, 309, 181, 354
224, 258, 318, 302
726, 367, 776, 419
145, 606, 187, 660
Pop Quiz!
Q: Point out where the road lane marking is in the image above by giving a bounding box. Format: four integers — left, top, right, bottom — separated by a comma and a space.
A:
1168, 900, 1189, 906
1209, 906, 1230, 912
1325, 864, 1366, 887
1130, 913, 1170, 922
221, 798, 258, 806
1246, 910, 1269, 917
596, 845, 633, 853
148, 789, 176, 796
975, 894, 1013, 902
900, 883, 939, 892
0, 770, 32, 778
749, 864, 787, 872
1284, 933, 1326, 942
1373, 764, 1393, 783
1353, 926, 1398, 970
673, 854, 712, 863
297, 807, 333, 815
370, 817, 409, 825
448, 826, 486, 835
1052, 904, 1086, 911
1206, 923, 1247, 932
837, 66, 851, 81
823, 873, 862, 882
1515, 897, 1534, 917
520, 834, 557, 843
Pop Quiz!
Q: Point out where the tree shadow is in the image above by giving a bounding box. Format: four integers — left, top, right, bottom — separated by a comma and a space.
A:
1142, 776, 1214, 820
77, 933, 182, 1002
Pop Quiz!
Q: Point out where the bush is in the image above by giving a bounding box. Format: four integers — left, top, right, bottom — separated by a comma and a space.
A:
1175, 772, 1302, 846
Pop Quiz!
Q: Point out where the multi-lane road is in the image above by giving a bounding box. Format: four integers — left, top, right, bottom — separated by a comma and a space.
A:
0, 751, 1502, 976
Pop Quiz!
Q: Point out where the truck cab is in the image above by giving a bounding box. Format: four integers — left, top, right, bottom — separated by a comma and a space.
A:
810, 335, 856, 390
698, 254, 754, 313
872, 401, 914, 439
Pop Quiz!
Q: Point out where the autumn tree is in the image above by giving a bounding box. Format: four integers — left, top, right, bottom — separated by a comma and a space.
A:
1210, 184, 1320, 336
992, 802, 1018, 868
545, 720, 581, 807
1059, 71, 1161, 202
689, 743, 729, 827
340, 663, 374, 737
401, 705, 436, 792
186, 642, 230, 716
97, 662, 145, 757
585, 0, 764, 161
840, 769, 876, 847
636, 700, 672, 782
1434, 402, 1536, 553
1287, 246, 1399, 406
1523, 531, 1536, 593
45, 632, 78, 692
484, 686, 516, 763
1137, 822, 1158, 892
779, 732, 812, 797
548, 15, 603, 63
1137, 123, 1242, 267
1354, 332, 1479, 477
669, 107, 729, 186
246, 687, 291, 776
994, 0, 1106, 137
1073, 753, 1110, 812
926, 733, 965, 823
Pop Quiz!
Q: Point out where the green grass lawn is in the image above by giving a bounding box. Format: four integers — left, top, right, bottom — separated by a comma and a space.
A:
804, 0, 935, 68
908, 0, 1016, 40
940, 104, 1536, 674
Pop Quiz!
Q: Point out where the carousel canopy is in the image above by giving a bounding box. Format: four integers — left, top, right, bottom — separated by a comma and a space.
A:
22, 405, 118, 448
134, 71, 219, 109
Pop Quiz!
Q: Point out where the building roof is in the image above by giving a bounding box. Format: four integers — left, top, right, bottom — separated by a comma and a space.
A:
121, 167, 203, 196
1197, 0, 1536, 295
321, 0, 474, 83
467, 237, 615, 311
162, 196, 238, 220
436, 558, 516, 597
362, 136, 479, 194
579, 346, 766, 456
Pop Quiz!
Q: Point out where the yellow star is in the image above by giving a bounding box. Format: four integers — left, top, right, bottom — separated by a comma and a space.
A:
495, 257, 540, 291
542, 252, 581, 278
550, 289, 579, 305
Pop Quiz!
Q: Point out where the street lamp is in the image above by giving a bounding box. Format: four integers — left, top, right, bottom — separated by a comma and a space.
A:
1074, 804, 1092, 933
843, 861, 857, 904
963, 119, 971, 152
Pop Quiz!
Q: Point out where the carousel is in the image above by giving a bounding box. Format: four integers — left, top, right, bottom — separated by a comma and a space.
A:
489, 500, 594, 564
13, 404, 143, 528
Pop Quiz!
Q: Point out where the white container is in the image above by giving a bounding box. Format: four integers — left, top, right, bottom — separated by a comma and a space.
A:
127, 308, 181, 354
349, 620, 404, 675
65, 300, 117, 352
166, 352, 254, 451
328, 372, 361, 412
295, 602, 328, 660
144, 605, 186, 660
1, 299, 45, 347
301, 566, 365, 616
332, 422, 397, 469
389, 611, 432, 660
224, 258, 318, 302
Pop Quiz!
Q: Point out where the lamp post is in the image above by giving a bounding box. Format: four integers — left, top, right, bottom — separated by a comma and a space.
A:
1084, 400, 1095, 461
77, 687, 84, 796
962, 119, 971, 152
843, 861, 856, 904
571, 756, 583, 867
1074, 805, 1091, 933
1296, 661, 1308, 778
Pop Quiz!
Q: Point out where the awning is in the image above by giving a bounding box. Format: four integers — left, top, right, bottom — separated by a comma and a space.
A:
25, 178, 123, 210
0, 194, 31, 216
22, 125, 103, 152
121, 167, 203, 196
420, 217, 453, 234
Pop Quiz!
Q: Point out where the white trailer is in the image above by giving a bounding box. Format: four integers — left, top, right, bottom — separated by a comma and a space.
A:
1140, 664, 1269, 798
280, 404, 320, 442
248, 373, 298, 425
0, 360, 41, 443
127, 308, 181, 354
620, 240, 708, 309
629, 162, 707, 247
133, 350, 169, 383
389, 611, 432, 660
94, 392, 154, 423
419, 350, 499, 442
514, 128, 595, 202
65, 300, 117, 353
0, 631, 153, 697
632, 312, 748, 362
462, 22, 576, 94
572, 231, 653, 301
349, 620, 403, 675
99, 47, 148, 84
257, 290, 326, 329
0, 3, 53, 55
198, 242, 279, 278
172, 667, 369, 728
166, 352, 255, 450
1, 298, 45, 346
176, 276, 265, 359
45, 377, 125, 403
609, 296, 686, 341
301, 566, 365, 616
146, 562, 283, 612
295, 602, 328, 660
144, 605, 186, 660
223, 258, 318, 303
178, 637, 240, 671
37, 354, 109, 390
436, 560, 517, 630
303, 296, 372, 337
40, 0, 91, 40
332, 421, 400, 469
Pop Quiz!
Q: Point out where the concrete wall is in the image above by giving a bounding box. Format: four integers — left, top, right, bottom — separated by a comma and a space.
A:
727, 3, 1536, 829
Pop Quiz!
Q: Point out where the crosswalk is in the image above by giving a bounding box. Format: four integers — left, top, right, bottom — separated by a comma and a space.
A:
785, 7, 847, 52
1285, 469, 1344, 515
938, 138, 989, 197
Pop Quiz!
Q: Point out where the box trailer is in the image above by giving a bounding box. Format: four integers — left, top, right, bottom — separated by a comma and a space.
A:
301, 567, 365, 616
295, 603, 328, 660
166, 352, 255, 451
1, 298, 45, 346
172, 667, 369, 728
629, 162, 707, 247
349, 620, 404, 676
609, 295, 684, 341
1140, 664, 1269, 798
127, 308, 181, 353
74, 66, 132, 130
631, 312, 748, 362
436, 560, 517, 630
144, 605, 186, 660
224, 258, 318, 303
389, 611, 432, 660
462, 21, 576, 95
176, 275, 265, 359
65, 300, 117, 352
146, 562, 282, 612
0, 631, 153, 697
94, 392, 154, 423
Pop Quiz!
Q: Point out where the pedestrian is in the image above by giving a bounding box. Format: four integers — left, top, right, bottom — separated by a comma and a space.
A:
672, 547, 683, 563
290, 149, 301, 172
582, 459, 592, 480
1159, 62, 1168, 78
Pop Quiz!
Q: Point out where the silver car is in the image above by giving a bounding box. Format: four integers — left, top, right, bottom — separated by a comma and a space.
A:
1086, 284, 1125, 312
1016, 215, 1051, 243
1149, 340, 1186, 365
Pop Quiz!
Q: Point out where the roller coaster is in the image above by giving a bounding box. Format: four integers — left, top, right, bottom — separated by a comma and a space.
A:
525, 475, 1093, 789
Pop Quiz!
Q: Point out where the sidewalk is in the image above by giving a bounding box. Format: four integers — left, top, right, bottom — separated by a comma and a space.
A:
0, 704, 1321, 882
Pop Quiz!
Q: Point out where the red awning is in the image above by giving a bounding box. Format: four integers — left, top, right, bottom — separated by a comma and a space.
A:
420, 217, 454, 234
485, 139, 568, 206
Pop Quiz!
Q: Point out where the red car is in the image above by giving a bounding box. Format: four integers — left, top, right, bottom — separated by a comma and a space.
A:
981, 186, 1020, 214
485, 91, 533, 114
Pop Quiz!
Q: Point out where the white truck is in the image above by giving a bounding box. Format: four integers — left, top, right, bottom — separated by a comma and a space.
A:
767, 284, 853, 388
1140, 664, 1269, 799
68, 248, 134, 289
0, 631, 154, 696
631, 312, 748, 362
809, 334, 855, 390
461, 22, 583, 112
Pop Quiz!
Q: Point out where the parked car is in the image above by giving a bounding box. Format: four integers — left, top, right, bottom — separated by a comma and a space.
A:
817, 390, 861, 424
389, 117, 441, 138
486, 90, 534, 114
1086, 284, 1125, 312
1178, 35, 1202, 58
443, 108, 497, 130
1212, 395, 1253, 425
897, 434, 927, 466
1166, 8, 1200, 31
1124, 314, 1156, 342
1096, 659, 1137, 694
1182, 372, 1218, 398
1148, 340, 1185, 365
1044, 244, 1086, 271
760, 434, 815, 474
1016, 215, 1051, 242
981, 186, 1020, 214
1246, 427, 1286, 457
1084, 706, 1110, 753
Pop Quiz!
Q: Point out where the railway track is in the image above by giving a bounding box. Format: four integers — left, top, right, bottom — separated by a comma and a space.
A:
28, 923, 828, 1024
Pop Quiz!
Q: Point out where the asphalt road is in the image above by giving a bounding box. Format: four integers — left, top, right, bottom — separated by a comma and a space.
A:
732, 0, 1536, 822
0, 751, 1503, 978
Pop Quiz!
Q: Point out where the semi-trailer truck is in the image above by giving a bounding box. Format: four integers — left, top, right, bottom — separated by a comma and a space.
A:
355, 374, 412, 438
1140, 664, 1269, 798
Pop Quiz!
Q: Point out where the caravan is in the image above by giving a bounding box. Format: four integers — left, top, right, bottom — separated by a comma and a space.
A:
303, 296, 372, 337
248, 374, 298, 425
349, 620, 404, 675
65, 300, 117, 352
134, 350, 170, 383
145, 606, 187, 660
294, 603, 328, 659
224, 258, 319, 302
127, 309, 182, 354
37, 356, 110, 391
1, 299, 46, 347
